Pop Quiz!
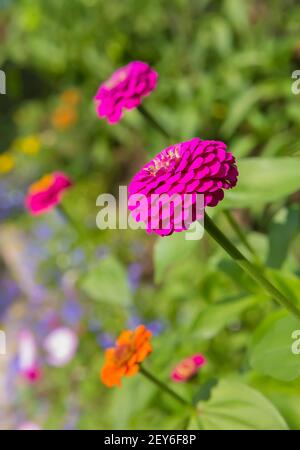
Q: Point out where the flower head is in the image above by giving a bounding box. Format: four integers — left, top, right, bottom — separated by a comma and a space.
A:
0, 152, 15, 174
17, 422, 42, 431
94, 61, 158, 124
101, 325, 152, 387
60, 88, 81, 106
18, 329, 42, 384
25, 171, 72, 215
171, 354, 206, 383
52, 105, 77, 130
128, 138, 238, 236
43, 327, 78, 367
15, 135, 41, 155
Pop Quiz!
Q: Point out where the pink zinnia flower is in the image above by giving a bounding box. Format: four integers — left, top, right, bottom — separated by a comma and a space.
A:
171, 354, 206, 383
94, 61, 158, 124
17, 422, 41, 431
25, 172, 72, 215
18, 330, 42, 384
128, 138, 238, 236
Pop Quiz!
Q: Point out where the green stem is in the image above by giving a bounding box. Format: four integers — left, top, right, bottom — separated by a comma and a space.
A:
140, 366, 192, 408
204, 213, 300, 321
138, 104, 171, 139
56, 203, 84, 238
223, 210, 260, 263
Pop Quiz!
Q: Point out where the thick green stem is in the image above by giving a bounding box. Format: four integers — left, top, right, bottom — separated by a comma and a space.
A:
138, 104, 171, 139
223, 210, 260, 263
140, 366, 192, 408
205, 213, 300, 321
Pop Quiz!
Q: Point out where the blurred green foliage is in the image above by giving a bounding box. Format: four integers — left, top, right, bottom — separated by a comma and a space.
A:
1, 0, 300, 430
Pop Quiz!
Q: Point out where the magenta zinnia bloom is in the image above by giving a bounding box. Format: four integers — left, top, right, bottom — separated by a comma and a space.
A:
25, 172, 72, 215
171, 354, 206, 383
18, 330, 42, 384
94, 61, 158, 124
128, 138, 238, 236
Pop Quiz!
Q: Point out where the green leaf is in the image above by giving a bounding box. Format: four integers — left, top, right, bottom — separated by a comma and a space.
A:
195, 379, 288, 430
193, 294, 265, 339
80, 256, 131, 306
221, 158, 300, 209
153, 231, 199, 283
249, 311, 300, 381
267, 206, 300, 269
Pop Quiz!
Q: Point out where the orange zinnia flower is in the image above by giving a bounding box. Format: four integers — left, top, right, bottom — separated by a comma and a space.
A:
51, 105, 77, 130
101, 325, 152, 388
60, 88, 81, 106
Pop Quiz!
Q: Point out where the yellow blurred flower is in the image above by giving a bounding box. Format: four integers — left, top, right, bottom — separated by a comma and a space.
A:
0, 153, 15, 174
52, 105, 77, 130
60, 88, 81, 106
16, 135, 41, 155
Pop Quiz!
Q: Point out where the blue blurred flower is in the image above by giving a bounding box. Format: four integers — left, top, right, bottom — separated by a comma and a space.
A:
147, 320, 165, 336
61, 299, 83, 326
0, 278, 19, 319
128, 263, 142, 292
96, 332, 115, 349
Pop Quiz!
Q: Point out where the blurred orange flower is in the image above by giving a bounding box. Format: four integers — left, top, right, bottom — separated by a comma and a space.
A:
51, 105, 77, 130
101, 325, 152, 388
60, 88, 81, 106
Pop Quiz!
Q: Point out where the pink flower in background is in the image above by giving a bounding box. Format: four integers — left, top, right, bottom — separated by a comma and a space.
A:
25, 172, 72, 215
17, 422, 41, 431
171, 354, 206, 383
43, 327, 78, 367
94, 61, 158, 124
18, 330, 41, 383
128, 138, 238, 236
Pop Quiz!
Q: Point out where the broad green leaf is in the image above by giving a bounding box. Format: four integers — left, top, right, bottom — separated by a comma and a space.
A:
153, 231, 199, 283
193, 295, 265, 339
195, 379, 288, 430
221, 158, 300, 209
249, 372, 300, 430
267, 206, 300, 269
249, 311, 300, 381
80, 256, 131, 306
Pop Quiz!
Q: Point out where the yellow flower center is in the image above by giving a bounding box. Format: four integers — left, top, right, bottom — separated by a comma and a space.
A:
145, 145, 181, 176
29, 174, 55, 194
176, 360, 196, 379
114, 343, 134, 367
105, 69, 128, 89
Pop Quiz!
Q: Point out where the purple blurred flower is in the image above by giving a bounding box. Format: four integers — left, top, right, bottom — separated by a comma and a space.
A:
0, 278, 19, 319
71, 248, 85, 265
127, 313, 142, 329
94, 245, 110, 260
128, 263, 142, 292
147, 320, 165, 336
96, 332, 115, 349
61, 299, 83, 326
33, 223, 53, 240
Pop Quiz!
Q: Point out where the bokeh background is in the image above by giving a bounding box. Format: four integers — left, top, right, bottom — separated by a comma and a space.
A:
0, 0, 300, 430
